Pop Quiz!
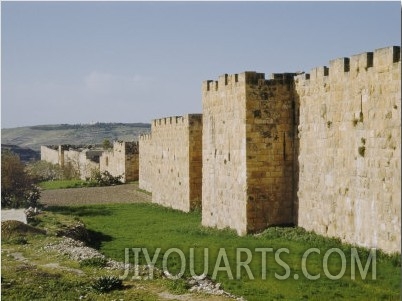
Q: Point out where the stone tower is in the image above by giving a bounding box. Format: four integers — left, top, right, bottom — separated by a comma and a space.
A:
201, 72, 298, 235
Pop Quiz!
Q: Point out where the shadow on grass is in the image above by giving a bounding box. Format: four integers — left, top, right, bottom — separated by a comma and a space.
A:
46, 205, 113, 217
45, 205, 115, 250
87, 229, 113, 249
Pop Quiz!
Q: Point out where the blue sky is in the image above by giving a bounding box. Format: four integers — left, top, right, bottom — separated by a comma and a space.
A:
1, 1, 400, 128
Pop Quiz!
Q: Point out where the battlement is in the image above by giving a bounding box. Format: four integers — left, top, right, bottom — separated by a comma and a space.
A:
107, 140, 139, 154
139, 133, 152, 141
203, 71, 298, 92
152, 114, 202, 128
203, 73, 241, 92
295, 46, 401, 83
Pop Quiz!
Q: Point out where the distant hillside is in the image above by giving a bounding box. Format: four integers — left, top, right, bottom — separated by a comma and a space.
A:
1, 123, 151, 155
1, 144, 41, 163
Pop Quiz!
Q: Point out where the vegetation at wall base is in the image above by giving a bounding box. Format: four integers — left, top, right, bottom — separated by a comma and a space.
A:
38, 171, 123, 190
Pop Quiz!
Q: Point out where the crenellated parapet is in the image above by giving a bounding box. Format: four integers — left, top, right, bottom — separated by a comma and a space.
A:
139, 133, 152, 141
151, 114, 202, 131
202, 71, 297, 94
295, 46, 401, 84
152, 116, 186, 127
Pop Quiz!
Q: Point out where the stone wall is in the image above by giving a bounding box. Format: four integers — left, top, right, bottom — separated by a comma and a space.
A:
41, 143, 138, 182
295, 46, 401, 253
139, 114, 202, 212
63, 148, 102, 180
40, 45, 400, 254
139, 134, 153, 192
202, 72, 298, 235
100, 141, 139, 183
40, 145, 60, 165
41, 145, 103, 180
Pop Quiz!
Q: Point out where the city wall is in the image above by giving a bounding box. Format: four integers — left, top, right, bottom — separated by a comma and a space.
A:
41, 46, 400, 254
202, 72, 298, 235
139, 134, 153, 193
63, 148, 102, 180
40, 145, 60, 165
41, 143, 138, 182
198, 46, 400, 252
100, 141, 139, 183
139, 114, 202, 212
295, 46, 401, 253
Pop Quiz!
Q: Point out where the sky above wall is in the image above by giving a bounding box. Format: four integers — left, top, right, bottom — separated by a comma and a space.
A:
1, 1, 400, 128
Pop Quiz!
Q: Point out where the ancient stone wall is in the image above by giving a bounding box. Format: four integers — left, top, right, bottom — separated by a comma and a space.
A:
295, 46, 401, 253
100, 141, 139, 183
39, 45, 400, 254
202, 72, 298, 235
40, 145, 60, 165
41, 145, 103, 180
63, 149, 102, 180
139, 134, 153, 192
139, 114, 202, 212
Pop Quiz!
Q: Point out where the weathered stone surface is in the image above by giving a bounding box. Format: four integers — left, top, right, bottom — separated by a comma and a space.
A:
41, 141, 139, 183
201, 72, 298, 235
201, 46, 400, 253
295, 46, 401, 253
99, 141, 139, 182
139, 114, 202, 212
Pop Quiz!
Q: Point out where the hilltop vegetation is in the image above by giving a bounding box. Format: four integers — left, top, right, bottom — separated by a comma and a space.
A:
1, 123, 151, 159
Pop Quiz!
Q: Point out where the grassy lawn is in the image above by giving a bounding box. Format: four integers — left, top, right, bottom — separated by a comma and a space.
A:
49, 203, 401, 301
1, 211, 226, 301
38, 179, 87, 190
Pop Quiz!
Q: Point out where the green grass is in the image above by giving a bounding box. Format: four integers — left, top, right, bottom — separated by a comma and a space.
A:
1, 211, 183, 301
48, 203, 401, 301
38, 179, 87, 190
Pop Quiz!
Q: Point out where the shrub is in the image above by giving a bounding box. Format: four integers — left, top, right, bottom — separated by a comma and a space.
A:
89, 170, 122, 187
91, 275, 122, 292
1, 151, 41, 209
102, 139, 113, 150
26, 161, 64, 182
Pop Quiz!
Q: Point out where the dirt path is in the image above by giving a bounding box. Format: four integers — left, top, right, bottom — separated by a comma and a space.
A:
39, 183, 151, 206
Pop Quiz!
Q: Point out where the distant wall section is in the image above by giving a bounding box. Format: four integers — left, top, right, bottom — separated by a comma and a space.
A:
40, 145, 60, 165
139, 114, 202, 212
139, 134, 153, 192
63, 148, 102, 180
100, 141, 139, 183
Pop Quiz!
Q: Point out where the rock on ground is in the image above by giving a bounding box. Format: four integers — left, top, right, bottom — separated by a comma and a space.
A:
1, 209, 27, 224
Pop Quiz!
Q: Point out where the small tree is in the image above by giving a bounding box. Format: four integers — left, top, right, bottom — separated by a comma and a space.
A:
102, 139, 113, 150
1, 151, 41, 208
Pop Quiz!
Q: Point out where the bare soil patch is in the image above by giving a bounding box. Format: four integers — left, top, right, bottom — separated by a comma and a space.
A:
39, 183, 151, 206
